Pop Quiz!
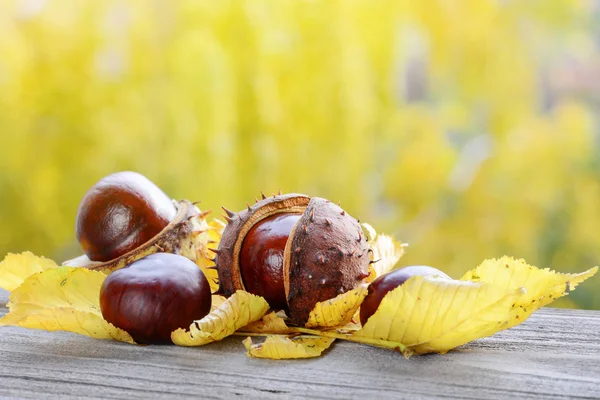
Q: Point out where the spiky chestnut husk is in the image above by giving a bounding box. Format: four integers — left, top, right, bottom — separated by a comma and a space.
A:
283, 197, 370, 324
215, 193, 370, 326
63, 200, 212, 275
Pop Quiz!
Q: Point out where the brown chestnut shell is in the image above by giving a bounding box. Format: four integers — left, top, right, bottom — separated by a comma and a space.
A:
283, 197, 370, 325
215, 194, 370, 326
63, 200, 210, 275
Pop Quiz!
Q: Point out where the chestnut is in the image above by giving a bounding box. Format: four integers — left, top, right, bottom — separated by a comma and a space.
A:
215, 193, 370, 326
76, 171, 177, 262
239, 212, 301, 311
100, 253, 211, 344
66, 171, 210, 276
360, 266, 450, 326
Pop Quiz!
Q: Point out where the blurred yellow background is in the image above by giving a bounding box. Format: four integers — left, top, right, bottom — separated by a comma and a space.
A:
1, 0, 599, 308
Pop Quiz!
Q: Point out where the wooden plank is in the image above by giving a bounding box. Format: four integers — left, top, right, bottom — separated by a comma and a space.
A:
1, 297, 599, 400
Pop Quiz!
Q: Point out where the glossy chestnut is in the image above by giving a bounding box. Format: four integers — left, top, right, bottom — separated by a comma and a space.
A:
76, 171, 177, 262
239, 212, 301, 310
99, 253, 211, 344
360, 266, 450, 326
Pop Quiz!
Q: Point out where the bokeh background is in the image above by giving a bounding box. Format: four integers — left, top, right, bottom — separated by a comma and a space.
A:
1, 0, 599, 308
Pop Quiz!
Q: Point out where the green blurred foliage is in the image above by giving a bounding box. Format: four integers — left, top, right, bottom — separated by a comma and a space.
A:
1, 0, 599, 308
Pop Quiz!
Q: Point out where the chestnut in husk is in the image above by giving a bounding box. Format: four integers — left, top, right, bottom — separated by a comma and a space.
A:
215, 193, 370, 326
360, 265, 450, 326
100, 253, 211, 344
76, 171, 177, 262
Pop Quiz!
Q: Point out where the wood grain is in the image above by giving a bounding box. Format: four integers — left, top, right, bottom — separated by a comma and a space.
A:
1, 291, 599, 399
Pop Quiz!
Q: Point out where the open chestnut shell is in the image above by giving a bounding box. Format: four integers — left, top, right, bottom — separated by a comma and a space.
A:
215, 193, 370, 326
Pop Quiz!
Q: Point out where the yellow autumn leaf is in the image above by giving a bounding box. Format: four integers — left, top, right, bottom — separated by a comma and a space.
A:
305, 287, 368, 328
171, 290, 269, 346
361, 223, 377, 242
210, 294, 227, 311
363, 224, 406, 282
0, 252, 58, 291
243, 336, 335, 359
195, 218, 225, 292
336, 322, 362, 335
410, 287, 527, 355
355, 276, 525, 354
241, 307, 411, 357
461, 257, 598, 329
0, 266, 134, 344
241, 311, 291, 334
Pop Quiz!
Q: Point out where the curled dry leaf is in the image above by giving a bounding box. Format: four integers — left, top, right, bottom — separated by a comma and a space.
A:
171, 290, 269, 346
361, 223, 377, 242
461, 256, 598, 329
0, 265, 134, 344
242, 311, 291, 334
195, 219, 225, 293
0, 252, 58, 291
355, 275, 525, 354
210, 294, 227, 312
305, 287, 368, 328
336, 322, 362, 335
240, 307, 412, 358
243, 336, 335, 359
362, 223, 406, 283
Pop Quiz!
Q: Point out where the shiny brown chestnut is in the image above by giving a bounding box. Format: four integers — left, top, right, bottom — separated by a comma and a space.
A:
100, 253, 211, 344
239, 212, 301, 311
76, 171, 177, 262
360, 266, 450, 326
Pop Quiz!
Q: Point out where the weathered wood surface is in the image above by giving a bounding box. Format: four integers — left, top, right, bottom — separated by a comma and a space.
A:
1, 290, 599, 400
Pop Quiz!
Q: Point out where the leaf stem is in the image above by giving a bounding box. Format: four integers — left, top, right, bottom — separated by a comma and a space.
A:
232, 332, 290, 338
289, 327, 412, 358
236, 326, 412, 358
